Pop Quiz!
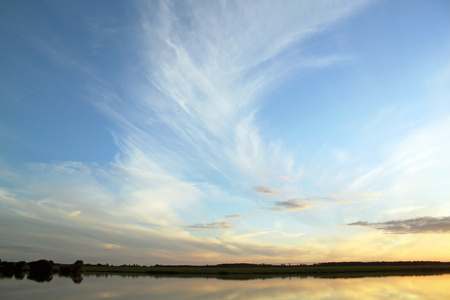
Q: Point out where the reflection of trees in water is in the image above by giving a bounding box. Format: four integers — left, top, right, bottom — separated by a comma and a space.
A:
59, 273, 84, 284
0, 267, 14, 278
88, 273, 145, 279
27, 272, 53, 283
0, 261, 26, 280
14, 272, 25, 280
71, 274, 83, 284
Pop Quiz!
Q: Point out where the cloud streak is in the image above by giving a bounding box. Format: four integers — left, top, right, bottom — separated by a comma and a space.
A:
85, 0, 372, 252
271, 199, 310, 212
187, 221, 234, 230
3, 0, 401, 264
348, 216, 450, 234
254, 186, 278, 195
107, 0, 372, 184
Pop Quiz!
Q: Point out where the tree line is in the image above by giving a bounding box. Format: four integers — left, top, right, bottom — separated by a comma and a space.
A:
0, 259, 84, 283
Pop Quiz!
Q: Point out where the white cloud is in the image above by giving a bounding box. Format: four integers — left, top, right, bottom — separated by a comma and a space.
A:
104, 0, 372, 185
349, 116, 450, 195
0, 0, 377, 264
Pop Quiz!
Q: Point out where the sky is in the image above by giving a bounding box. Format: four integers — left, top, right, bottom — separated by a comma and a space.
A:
1, 0, 450, 265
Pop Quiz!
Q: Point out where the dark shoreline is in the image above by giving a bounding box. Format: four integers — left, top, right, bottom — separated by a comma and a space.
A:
3, 260, 450, 280
82, 261, 450, 279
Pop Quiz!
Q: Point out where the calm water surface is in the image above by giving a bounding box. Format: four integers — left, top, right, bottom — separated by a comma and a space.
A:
2, 274, 450, 299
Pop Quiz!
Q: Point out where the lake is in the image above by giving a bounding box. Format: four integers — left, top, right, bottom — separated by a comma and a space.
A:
1, 273, 450, 299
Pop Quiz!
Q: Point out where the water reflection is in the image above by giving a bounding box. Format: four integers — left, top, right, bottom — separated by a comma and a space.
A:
59, 273, 84, 284
27, 272, 53, 283
1, 273, 450, 299
0, 270, 26, 280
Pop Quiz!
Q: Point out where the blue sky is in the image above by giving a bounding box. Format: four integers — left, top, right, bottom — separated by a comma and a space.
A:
1, 0, 450, 264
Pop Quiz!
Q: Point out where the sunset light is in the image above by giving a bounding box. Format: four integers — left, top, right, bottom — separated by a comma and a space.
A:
1, 0, 449, 266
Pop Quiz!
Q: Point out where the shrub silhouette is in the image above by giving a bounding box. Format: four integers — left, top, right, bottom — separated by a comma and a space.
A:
60, 260, 84, 275
73, 260, 84, 272
29, 259, 54, 274
59, 260, 84, 283
27, 259, 54, 282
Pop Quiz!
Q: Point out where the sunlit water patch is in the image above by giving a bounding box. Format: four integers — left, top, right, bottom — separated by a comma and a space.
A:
1, 274, 450, 299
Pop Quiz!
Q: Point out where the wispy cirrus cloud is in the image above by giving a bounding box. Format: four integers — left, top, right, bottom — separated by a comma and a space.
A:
348, 117, 450, 194
0, 0, 379, 264
94, 0, 373, 242
103, 0, 372, 184
348, 216, 450, 234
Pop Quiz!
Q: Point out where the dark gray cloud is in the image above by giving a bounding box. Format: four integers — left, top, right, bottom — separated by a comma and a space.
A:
270, 199, 310, 212
348, 216, 450, 234
348, 221, 369, 226
187, 221, 234, 229
254, 186, 278, 195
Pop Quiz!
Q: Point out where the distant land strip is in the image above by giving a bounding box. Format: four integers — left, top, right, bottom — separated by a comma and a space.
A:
3, 260, 450, 279
84, 261, 450, 278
